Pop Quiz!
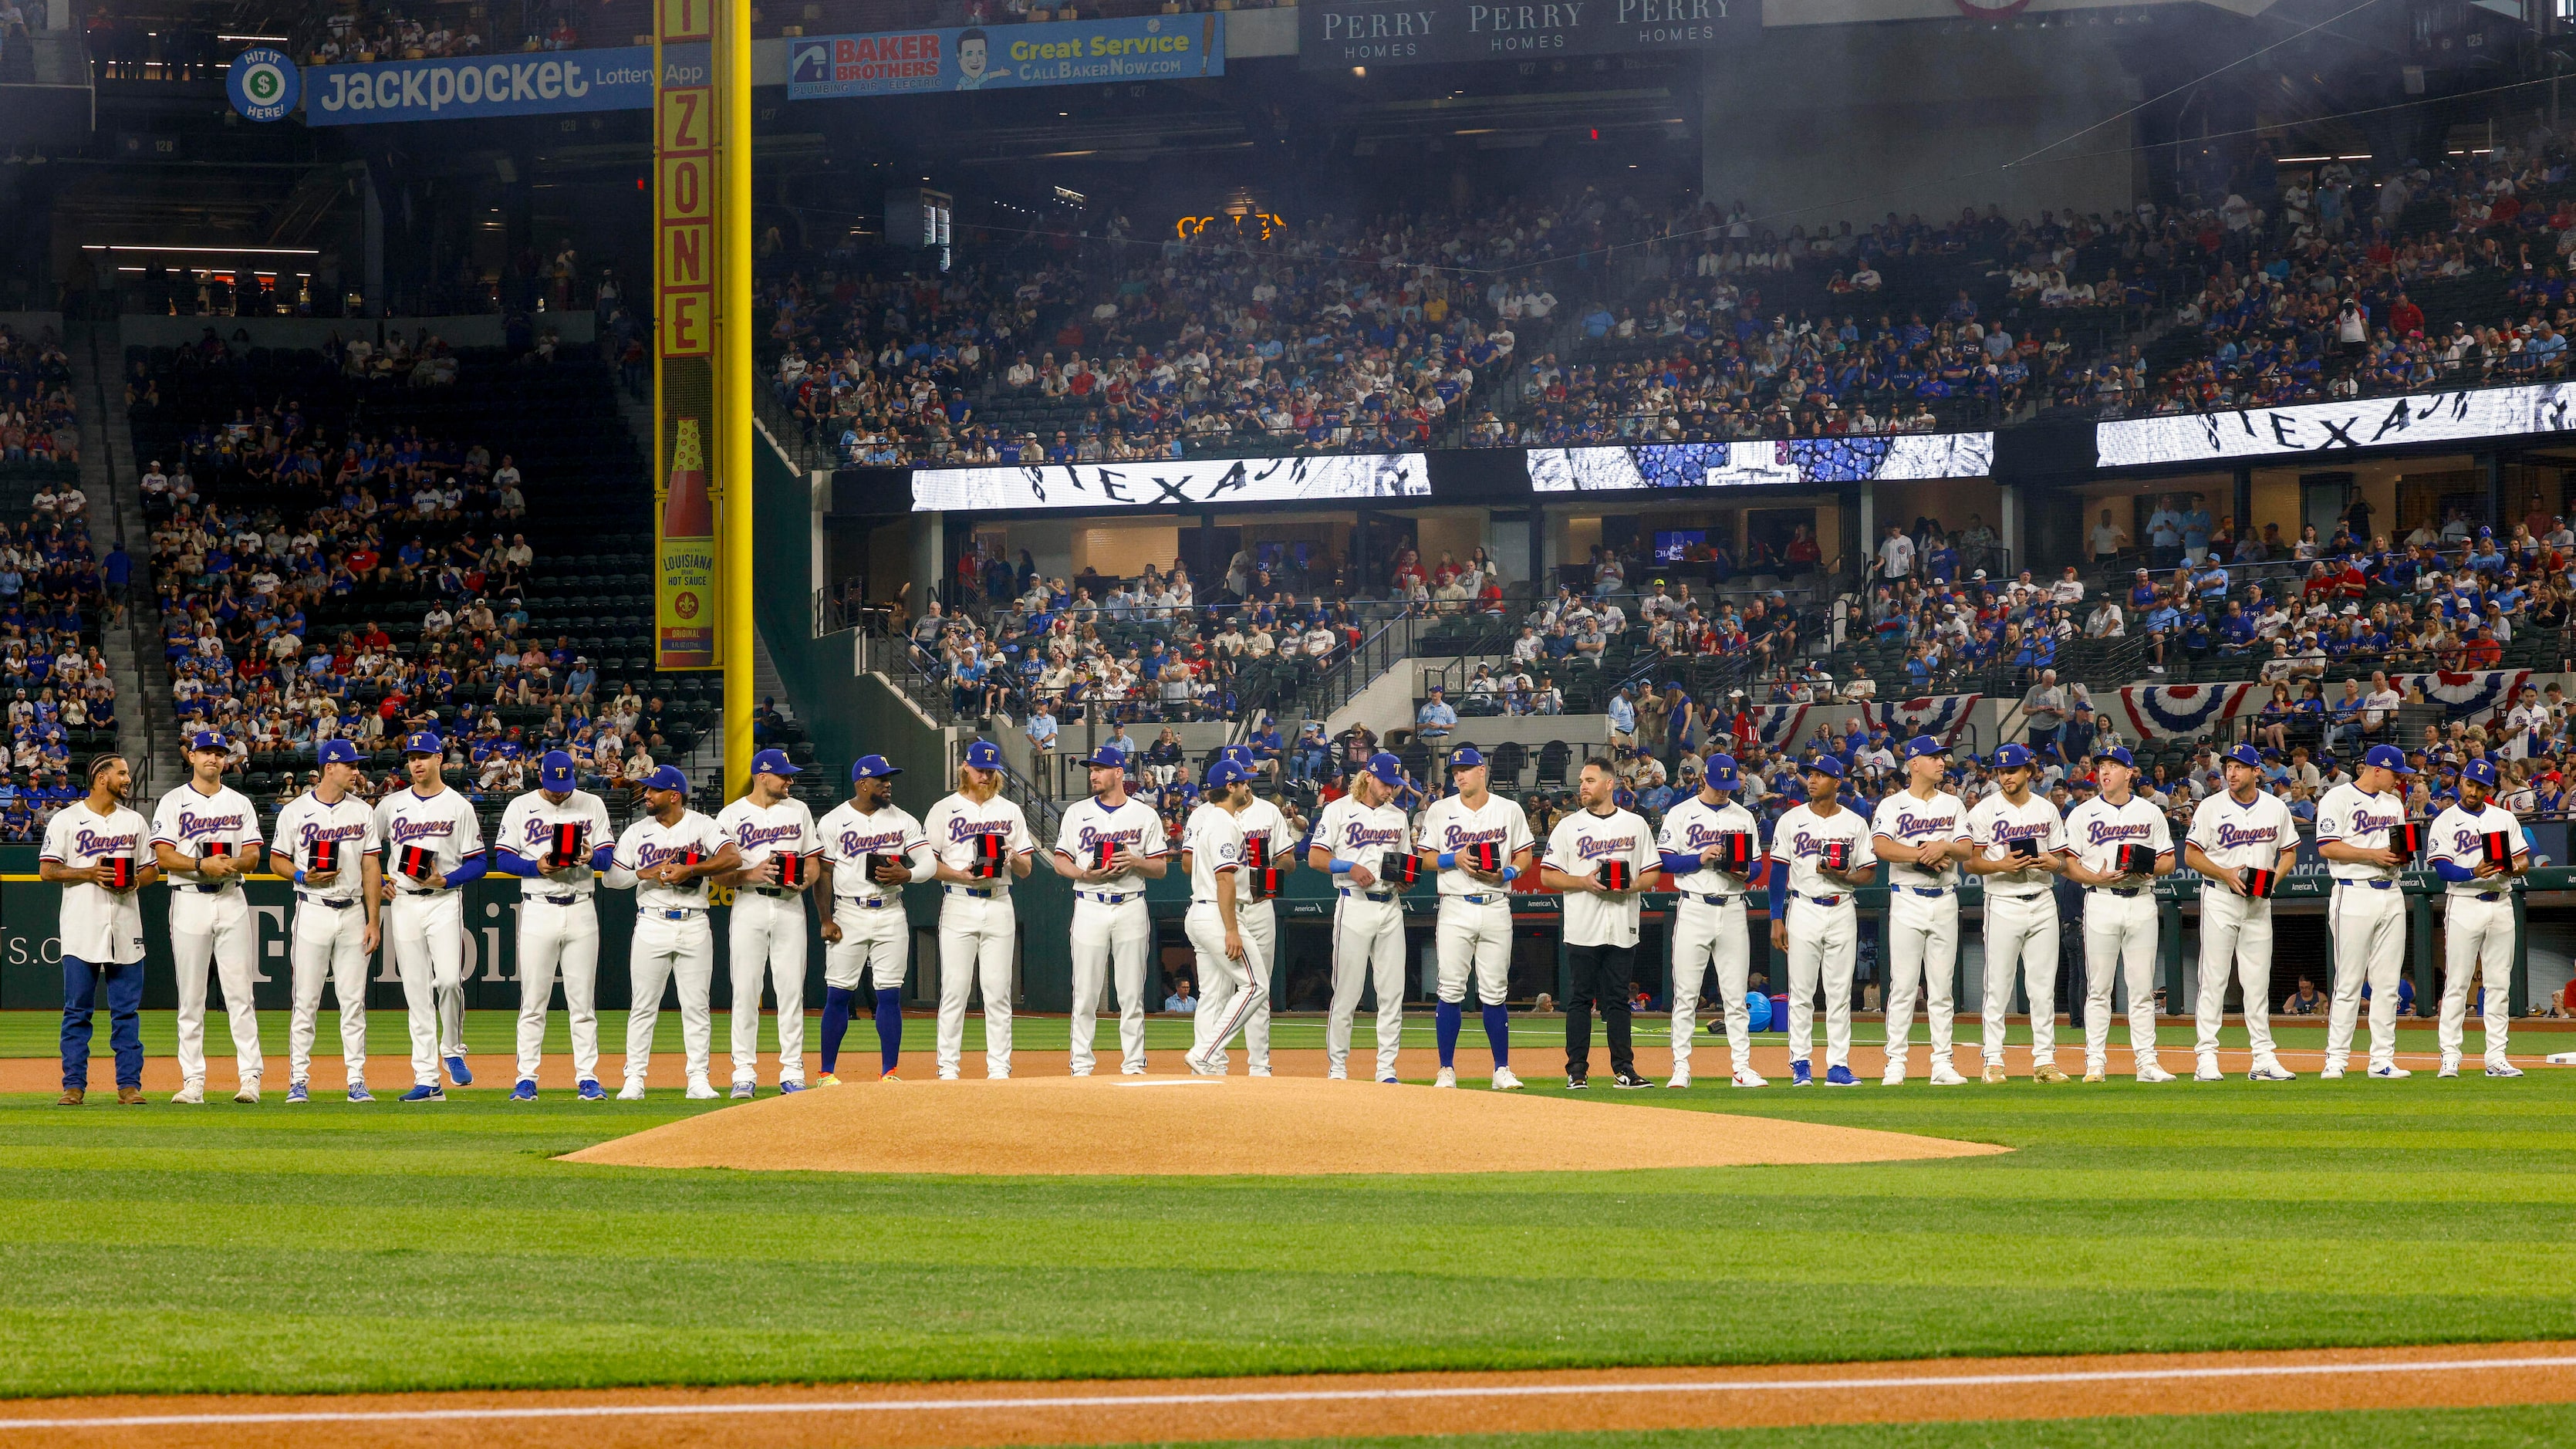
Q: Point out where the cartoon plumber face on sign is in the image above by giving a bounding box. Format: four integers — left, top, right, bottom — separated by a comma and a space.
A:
955, 29, 990, 88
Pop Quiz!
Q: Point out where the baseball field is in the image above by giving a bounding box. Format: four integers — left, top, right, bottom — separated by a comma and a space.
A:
5, 1009, 2576, 1447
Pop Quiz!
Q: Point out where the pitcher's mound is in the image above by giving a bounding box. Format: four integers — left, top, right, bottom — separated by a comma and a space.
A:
562, 1076, 2008, 1177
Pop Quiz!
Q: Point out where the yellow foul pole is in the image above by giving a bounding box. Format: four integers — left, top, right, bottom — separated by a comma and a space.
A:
717, 0, 754, 800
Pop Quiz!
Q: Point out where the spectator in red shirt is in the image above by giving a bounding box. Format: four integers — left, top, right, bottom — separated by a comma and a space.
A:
2389, 292, 2425, 338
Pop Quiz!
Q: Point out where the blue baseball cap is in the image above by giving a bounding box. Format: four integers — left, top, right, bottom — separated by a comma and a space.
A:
1449, 745, 1486, 770
850, 754, 902, 782
963, 739, 1003, 771
643, 765, 689, 793
403, 731, 442, 755
1991, 743, 2034, 770
1219, 745, 1254, 766
2099, 745, 2136, 768
539, 750, 577, 790
2364, 743, 2417, 776
1803, 754, 1845, 779
2224, 742, 2264, 770
316, 739, 361, 767
187, 730, 225, 752
1079, 745, 1129, 770
750, 748, 801, 778
1903, 734, 1947, 761
1206, 759, 1247, 787
1366, 752, 1405, 785
2463, 758, 2501, 787
1705, 752, 1740, 789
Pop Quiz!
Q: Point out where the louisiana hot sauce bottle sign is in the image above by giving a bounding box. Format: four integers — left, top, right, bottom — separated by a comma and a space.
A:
658, 416, 719, 667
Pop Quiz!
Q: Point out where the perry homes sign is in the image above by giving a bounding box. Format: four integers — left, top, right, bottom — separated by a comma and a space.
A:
1298, 0, 1744, 69
788, 15, 1224, 99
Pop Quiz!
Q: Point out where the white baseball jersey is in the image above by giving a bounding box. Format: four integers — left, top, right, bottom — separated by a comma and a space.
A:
816, 800, 930, 902
1052, 795, 1168, 891
493, 789, 617, 897
1181, 801, 1247, 901
1769, 801, 1877, 900
2186, 789, 2296, 875
1656, 793, 1760, 893
1544, 806, 1657, 947
1413, 792, 1534, 895
2315, 783, 2408, 883
376, 785, 486, 880
923, 790, 1037, 876
1869, 789, 1970, 889
150, 782, 264, 883
1312, 794, 1413, 875
1966, 792, 2066, 897
714, 795, 821, 880
2062, 794, 2173, 879
42, 800, 149, 964
272, 790, 383, 901
2428, 801, 2525, 895
613, 809, 728, 912
1236, 795, 1297, 878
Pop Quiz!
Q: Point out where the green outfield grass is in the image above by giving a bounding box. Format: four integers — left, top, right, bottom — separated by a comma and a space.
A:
3, 1016, 2575, 1401
1082, 1410, 2576, 1449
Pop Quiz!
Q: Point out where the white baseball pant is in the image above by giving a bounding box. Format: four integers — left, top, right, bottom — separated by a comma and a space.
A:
936, 890, 1015, 1079
1881, 887, 1960, 1072
171, 886, 262, 1087
1187, 902, 1268, 1068
514, 896, 602, 1085
2325, 881, 2408, 1073
1202, 900, 1275, 1075
2081, 889, 2159, 1072
825, 897, 910, 991
1328, 892, 1406, 1079
1068, 894, 1151, 1075
389, 888, 467, 1087
1981, 891, 2061, 1068
2193, 886, 2281, 1064
1669, 891, 1751, 1079
625, 909, 715, 1085
728, 888, 809, 1086
2440, 892, 2515, 1066
288, 894, 370, 1088
1785, 895, 1855, 1071
1435, 896, 1512, 1005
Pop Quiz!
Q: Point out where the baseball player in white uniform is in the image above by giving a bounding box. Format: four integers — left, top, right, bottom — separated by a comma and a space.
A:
491, 750, 616, 1101
2317, 743, 2419, 1079
273, 738, 383, 1103
1765, 755, 1876, 1086
1415, 744, 1534, 1091
814, 754, 933, 1083
153, 731, 271, 1104
1308, 752, 1417, 1082
1658, 752, 1764, 1088
2430, 759, 2530, 1078
1963, 742, 2071, 1083
1195, 744, 1295, 1076
1543, 755, 1663, 1089
46, 754, 156, 1106
606, 765, 740, 1098
714, 748, 822, 1097
1050, 745, 1170, 1076
2184, 742, 2301, 1082
924, 739, 1035, 1080
1180, 759, 1262, 1075
376, 731, 491, 1101
2060, 745, 2176, 1082
1869, 736, 1973, 1087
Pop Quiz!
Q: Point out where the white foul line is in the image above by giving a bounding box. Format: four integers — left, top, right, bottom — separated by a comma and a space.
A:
5, 1353, 2576, 1430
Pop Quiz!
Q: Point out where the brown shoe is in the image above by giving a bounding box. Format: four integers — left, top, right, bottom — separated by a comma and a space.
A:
116, 1086, 146, 1106
2033, 1064, 2071, 1084
56, 1088, 83, 1106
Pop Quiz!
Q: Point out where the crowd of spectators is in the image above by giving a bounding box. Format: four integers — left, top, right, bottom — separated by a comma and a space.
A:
0, 323, 79, 468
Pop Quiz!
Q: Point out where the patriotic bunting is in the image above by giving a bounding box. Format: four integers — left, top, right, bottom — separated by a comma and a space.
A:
2392, 670, 2530, 721
2115, 683, 2264, 741
1865, 694, 1983, 745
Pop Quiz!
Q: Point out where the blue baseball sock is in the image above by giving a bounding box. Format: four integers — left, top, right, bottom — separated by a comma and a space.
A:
1435, 999, 1462, 1067
819, 987, 854, 1075
1483, 1003, 1511, 1067
876, 988, 904, 1075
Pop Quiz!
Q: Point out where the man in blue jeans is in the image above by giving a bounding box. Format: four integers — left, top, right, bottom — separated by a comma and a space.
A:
44, 753, 157, 1105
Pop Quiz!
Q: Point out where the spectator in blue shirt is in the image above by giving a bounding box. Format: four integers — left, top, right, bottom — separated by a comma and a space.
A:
1416, 686, 1457, 741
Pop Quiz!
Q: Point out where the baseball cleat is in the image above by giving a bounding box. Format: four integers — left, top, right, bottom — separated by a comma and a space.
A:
2487, 1062, 2526, 1078
284, 1082, 309, 1104
685, 1079, 721, 1100
1565, 1074, 1588, 1091
1379, 1076, 1401, 1085
1981, 1063, 2007, 1084
509, 1080, 538, 1102
444, 1056, 474, 1086
2320, 1063, 2346, 1081
2082, 1069, 2106, 1083
1790, 1059, 1813, 1086
1434, 1067, 1458, 1089
937, 1069, 961, 1080
1882, 1066, 1907, 1087
2195, 1059, 2225, 1083
576, 1079, 606, 1101
233, 1079, 261, 1104
1491, 1066, 1524, 1091
1187, 1052, 1224, 1078
779, 1080, 805, 1093
815, 1073, 842, 1087
1249, 1068, 1272, 1077
171, 1081, 205, 1105
617, 1082, 647, 1100
399, 1084, 444, 1102
1730, 1066, 1769, 1088
2135, 1063, 2177, 1084
730, 1082, 756, 1099
1667, 1073, 1692, 1089
2247, 1059, 2297, 1082
1326, 1068, 1348, 1081
1929, 1063, 1970, 1086
1614, 1070, 1652, 1089
346, 1084, 373, 1103
990, 1072, 1010, 1081
880, 1071, 903, 1082
2368, 1063, 2412, 1079
1821, 1065, 1858, 1087
2438, 1056, 2461, 1079
2032, 1065, 2070, 1084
